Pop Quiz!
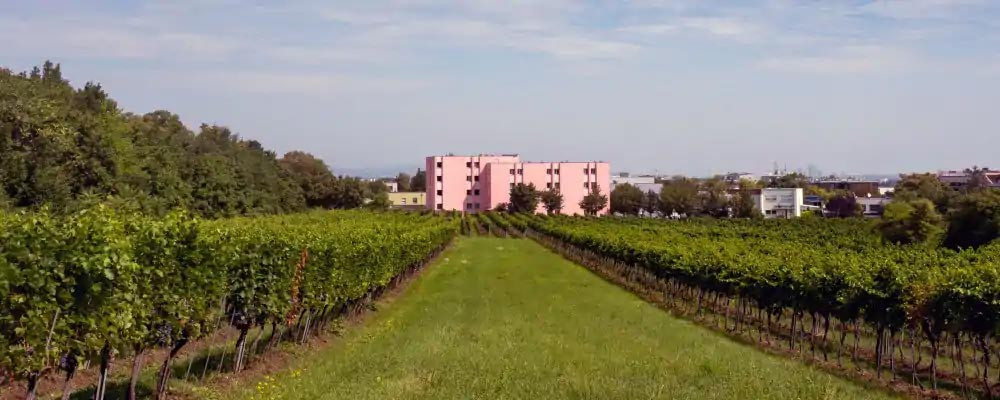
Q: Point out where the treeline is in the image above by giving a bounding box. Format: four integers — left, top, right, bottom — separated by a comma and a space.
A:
0, 62, 386, 217
606, 172, 1000, 249
0, 208, 457, 400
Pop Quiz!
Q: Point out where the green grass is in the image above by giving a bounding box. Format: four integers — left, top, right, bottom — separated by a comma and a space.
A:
227, 237, 899, 400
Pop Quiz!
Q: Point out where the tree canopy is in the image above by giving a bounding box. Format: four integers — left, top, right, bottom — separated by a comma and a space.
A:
508, 183, 540, 214
610, 183, 644, 216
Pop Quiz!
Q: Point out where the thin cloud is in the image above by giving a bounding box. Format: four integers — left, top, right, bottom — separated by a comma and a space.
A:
756, 45, 912, 74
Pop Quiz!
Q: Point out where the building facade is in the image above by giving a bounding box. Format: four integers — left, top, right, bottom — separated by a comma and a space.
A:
388, 191, 425, 210
425, 154, 611, 215
752, 188, 803, 219
611, 175, 655, 187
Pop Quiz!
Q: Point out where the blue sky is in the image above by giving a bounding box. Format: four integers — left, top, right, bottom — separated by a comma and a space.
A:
2, 0, 998, 176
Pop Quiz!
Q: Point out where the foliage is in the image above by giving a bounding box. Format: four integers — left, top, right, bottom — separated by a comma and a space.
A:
610, 184, 644, 216
579, 185, 608, 216
540, 190, 563, 215
877, 198, 943, 246
658, 177, 699, 216
698, 177, 729, 217
894, 173, 953, 211
410, 170, 427, 192
643, 189, 660, 216
825, 192, 861, 218
395, 173, 412, 192
767, 173, 810, 189
365, 192, 391, 210
508, 183, 540, 214
943, 189, 1000, 249
730, 184, 758, 218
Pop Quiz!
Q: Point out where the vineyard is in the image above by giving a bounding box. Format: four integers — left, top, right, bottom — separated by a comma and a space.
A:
0, 208, 457, 400
500, 214, 1000, 399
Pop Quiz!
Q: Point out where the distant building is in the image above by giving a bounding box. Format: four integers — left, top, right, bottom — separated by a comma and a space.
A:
752, 188, 803, 219
612, 175, 655, 187
635, 183, 662, 195
937, 169, 1000, 190
426, 154, 610, 215
384, 181, 399, 193
814, 180, 880, 197
723, 172, 758, 184
857, 196, 890, 217
388, 191, 425, 210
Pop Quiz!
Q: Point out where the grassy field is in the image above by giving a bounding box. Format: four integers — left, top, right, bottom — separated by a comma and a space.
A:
226, 237, 899, 400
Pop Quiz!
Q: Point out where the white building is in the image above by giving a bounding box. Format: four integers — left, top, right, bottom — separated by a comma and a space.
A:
383, 181, 399, 192
752, 188, 803, 219
612, 175, 655, 187
857, 196, 890, 217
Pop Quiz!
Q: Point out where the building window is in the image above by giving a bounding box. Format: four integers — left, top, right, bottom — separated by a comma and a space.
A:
583, 182, 589, 189
474, 189, 480, 195
412, 197, 418, 203
474, 175, 480, 182
436, 190, 443, 195
554, 169, 560, 175
436, 162, 442, 168
509, 169, 515, 175
474, 203, 480, 209
466, 161, 472, 167
517, 169, 523, 175
590, 168, 597, 174
466, 203, 473, 209
546, 183, 552, 189
466, 189, 471, 195
466, 176, 472, 182
555, 183, 560, 189
546, 168, 552, 174
583, 168, 589, 174
401, 198, 407, 205
474, 162, 480, 168
436, 204, 443, 210
436, 176, 442, 182
510, 183, 515, 189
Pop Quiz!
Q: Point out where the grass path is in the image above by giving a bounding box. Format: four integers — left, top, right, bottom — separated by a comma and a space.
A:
228, 237, 898, 400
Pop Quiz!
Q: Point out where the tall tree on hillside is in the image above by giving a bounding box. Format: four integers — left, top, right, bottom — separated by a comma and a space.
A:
943, 189, 1000, 249
280, 151, 336, 209
509, 183, 540, 213
410, 169, 427, 192
580, 184, 608, 216
610, 183, 644, 216
659, 177, 699, 216
540, 189, 564, 215
395, 172, 412, 192
877, 198, 943, 246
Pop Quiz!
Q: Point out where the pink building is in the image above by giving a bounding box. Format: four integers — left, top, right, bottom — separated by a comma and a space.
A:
425, 154, 611, 215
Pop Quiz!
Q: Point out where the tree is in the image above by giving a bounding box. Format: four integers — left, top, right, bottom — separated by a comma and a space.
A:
730, 183, 758, 218
610, 183, 644, 216
329, 177, 367, 209
580, 184, 608, 216
825, 192, 862, 218
659, 176, 699, 216
877, 198, 943, 246
280, 151, 336, 209
540, 189, 564, 215
964, 165, 992, 192
943, 189, 1000, 249
643, 190, 660, 216
769, 172, 810, 189
699, 177, 729, 217
395, 172, 412, 192
410, 169, 426, 192
508, 183, 540, 213
894, 173, 952, 211
365, 191, 391, 210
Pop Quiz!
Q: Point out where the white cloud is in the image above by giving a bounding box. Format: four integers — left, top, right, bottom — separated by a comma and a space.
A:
857, 0, 986, 20
199, 71, 432, 94
756, 45, 912, 74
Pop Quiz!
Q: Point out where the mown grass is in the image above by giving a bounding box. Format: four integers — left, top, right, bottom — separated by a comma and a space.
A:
225, 237, 899, 400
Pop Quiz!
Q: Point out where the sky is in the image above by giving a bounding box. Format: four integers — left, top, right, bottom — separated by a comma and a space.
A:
2, 0, 999, 177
